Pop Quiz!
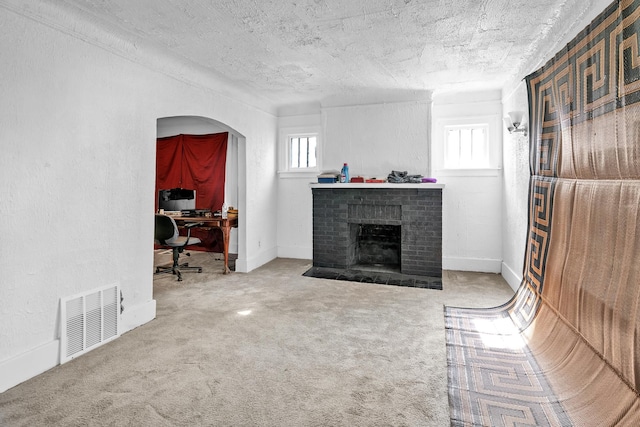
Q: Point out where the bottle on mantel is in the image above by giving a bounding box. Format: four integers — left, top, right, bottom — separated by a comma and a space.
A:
340, 163, 350, 183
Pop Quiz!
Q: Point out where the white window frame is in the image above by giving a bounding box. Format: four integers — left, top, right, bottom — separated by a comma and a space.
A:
278, 125, 322, 178
433, 115, 501, 177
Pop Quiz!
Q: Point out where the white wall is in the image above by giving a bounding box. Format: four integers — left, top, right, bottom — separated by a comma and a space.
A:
277, 113, 321, 259
322, 100, 432, 178
432, 91, 503, 273
0, 4, 277, 392
500, 84, 531, 290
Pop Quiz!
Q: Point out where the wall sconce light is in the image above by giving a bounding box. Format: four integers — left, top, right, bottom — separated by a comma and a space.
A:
503, 111, 527, 136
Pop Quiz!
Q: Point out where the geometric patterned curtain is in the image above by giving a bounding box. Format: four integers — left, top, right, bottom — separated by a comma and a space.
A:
445, 1, 640, 425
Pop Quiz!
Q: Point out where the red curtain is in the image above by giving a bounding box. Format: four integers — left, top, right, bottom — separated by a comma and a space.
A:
155, 132, 228, 252
155, 132, 228, 212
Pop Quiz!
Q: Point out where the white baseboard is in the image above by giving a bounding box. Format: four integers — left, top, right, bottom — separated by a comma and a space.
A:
0, 340, 59, 393
277, 245, 312, 260
120, 299, 157, 333
501, 262, 523, 292
235, 246, 278, 273
443, 256, 502, 273
0, 299, 156, 393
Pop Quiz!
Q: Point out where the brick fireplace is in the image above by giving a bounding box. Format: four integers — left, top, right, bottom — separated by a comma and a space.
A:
311, 184, 443, 278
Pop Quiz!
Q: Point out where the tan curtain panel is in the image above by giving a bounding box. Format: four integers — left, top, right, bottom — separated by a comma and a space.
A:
446, 0, 640, 425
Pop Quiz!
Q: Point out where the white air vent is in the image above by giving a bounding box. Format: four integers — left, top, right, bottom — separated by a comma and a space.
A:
60, 284, 120, 364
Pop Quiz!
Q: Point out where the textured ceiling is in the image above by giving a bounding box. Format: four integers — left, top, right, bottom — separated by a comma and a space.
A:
29, 0, 594, 108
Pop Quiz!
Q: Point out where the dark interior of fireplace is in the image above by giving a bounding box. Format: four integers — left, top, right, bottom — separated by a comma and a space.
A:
352, 224, 401, 272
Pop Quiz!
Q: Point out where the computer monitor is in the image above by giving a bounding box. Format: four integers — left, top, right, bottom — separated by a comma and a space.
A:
158, 188, 196, 211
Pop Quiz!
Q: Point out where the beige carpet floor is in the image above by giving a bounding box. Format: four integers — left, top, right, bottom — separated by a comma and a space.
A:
0, 252, 514, 426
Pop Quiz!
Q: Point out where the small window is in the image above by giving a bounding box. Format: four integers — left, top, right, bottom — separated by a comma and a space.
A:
289, 135, 317, 169
278, 126, 322, 177
444, 124, 489, 169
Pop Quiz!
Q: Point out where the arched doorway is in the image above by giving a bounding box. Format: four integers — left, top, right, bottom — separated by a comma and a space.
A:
156, 115, 246, 271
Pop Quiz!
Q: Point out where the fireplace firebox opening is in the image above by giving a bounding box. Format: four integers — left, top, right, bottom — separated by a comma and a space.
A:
351, 224, 401, 272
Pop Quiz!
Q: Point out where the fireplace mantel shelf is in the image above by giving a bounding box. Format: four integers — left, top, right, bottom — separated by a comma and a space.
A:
309, 183, 445, 189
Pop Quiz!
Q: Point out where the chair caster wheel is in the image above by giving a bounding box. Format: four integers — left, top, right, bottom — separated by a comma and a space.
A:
156, 267, 160, 273
198, 268, 203, 273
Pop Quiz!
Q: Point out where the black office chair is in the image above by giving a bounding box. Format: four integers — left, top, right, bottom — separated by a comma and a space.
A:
154, 214, 203, 281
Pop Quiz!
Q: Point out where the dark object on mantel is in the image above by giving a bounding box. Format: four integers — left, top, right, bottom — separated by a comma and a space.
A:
387, 170, 423, 183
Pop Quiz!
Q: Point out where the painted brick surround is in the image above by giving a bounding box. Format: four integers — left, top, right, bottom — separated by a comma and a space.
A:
311, 184, 443, 277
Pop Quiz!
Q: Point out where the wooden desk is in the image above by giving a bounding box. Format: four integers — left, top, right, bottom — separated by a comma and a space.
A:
174, 216, 238, 274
